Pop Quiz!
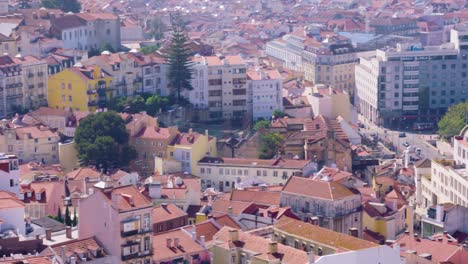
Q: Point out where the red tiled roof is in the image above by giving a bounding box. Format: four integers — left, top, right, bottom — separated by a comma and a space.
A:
107, 185, 152, 211
211, 199, 252, 216
153, 204, 187, 224
152, 229, 206, 262
0, 191, 24, 209
66, 167, 102, 181
229, 189, 280, 206
282, 176, 356, 200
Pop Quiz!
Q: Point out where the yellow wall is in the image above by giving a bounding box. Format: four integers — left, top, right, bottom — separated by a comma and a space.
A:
48, 67, 113, 112
363, 211, 388, 238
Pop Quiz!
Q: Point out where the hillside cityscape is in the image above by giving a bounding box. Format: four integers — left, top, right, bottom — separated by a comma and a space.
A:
0, 0, 466, 263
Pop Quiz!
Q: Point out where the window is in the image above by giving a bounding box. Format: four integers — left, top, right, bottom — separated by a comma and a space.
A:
262, 170, 267, 176
273, 171, 278, 177
9, 179, 13, 187
68, 95, 72, 101
219, 168, 223, 175
257, 170, 261, 176
68, 83, 72, 90
200, 168, 205, 174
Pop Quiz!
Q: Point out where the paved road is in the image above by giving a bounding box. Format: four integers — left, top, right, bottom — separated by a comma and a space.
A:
358, 115, 445, 161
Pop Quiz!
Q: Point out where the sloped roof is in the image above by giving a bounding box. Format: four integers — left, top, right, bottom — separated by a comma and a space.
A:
282, 176, 356, 200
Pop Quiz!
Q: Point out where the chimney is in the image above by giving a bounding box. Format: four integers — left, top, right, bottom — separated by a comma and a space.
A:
161, 203, 168, 209
45, 228, 52, 240
228, 229, 239, 242
70, 257, 76, 264
348, 227, 358, 238
227, 206, 233, 215
268, 241, 278, 254
200, 235, 206, 247
166, 238, 172, 248
61, 246, 66, 263
189, 128, 193, 135
308, 250, 315, 264
463, 244, 468, 251
66, 226, 72, 239
310, 217, 319, 226
174, 238, 180, 248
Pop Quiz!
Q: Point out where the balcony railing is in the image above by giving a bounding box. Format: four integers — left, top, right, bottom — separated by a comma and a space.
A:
7, 94, 23, 99
87, 101, 98, 107
121, 228, 152, 238
121, 249, 152, 261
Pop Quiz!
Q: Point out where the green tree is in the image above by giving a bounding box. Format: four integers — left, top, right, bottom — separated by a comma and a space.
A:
65, 206, 72, 226
75, 111, 136, 171
272, 110, 286, 118
72, 207, 78, 227
140, 45, 160, 55
148, 17, 165, 40
100, 43, 115, 53
253, 119, 270, 131
41, 0, 81, 13
18, 0, 32, 9
145, 95, 170, 116
259, 132, 284, 159
131, 95, 146, 113
438, 102, 468, 138
56, 207, 63, 223
166, 19, 194, 102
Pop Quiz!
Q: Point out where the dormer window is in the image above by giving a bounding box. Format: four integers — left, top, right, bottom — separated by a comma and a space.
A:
35, 192, 42, 201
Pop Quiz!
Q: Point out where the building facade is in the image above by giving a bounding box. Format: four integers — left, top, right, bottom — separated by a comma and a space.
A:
247, 68, 283, 121
0, 154, 20, 196
355, 27, 468, 126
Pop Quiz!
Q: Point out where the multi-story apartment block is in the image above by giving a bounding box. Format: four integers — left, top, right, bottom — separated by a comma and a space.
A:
355, 27, 468, 126
50, 12, 121, 52
416, 126, 468, 209
128, 51, 168, 95
81, 51, 143, 97
0, 118, 60, 164
247, 68, 283, 121
126, 113, 180, 177
166, 129, 217, 175
48, 64, 113, 112
0, 153, 20, 196
281, 176, 362, 236
184, 55, 248, 121
196, 156, 315, 192
0, 55, 48, 117
266, 27, 361, 95
79, 184, 153, 264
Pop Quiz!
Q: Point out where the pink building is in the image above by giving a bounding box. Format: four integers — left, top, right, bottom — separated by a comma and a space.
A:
79, 184, 153, 264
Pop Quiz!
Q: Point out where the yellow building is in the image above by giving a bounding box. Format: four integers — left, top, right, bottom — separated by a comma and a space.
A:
166, 129, 217, 175
48, 64, 113, 112
362, 200, 407, 240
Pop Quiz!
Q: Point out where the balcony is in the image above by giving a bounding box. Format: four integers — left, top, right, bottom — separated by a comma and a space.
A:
7, 94, 23, 99
121, 227, 152, 238
87, 101, 98, 107
121, 250, 152, 261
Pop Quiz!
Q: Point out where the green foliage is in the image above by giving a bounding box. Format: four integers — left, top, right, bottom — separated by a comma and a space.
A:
272, 110, 286, 118
108, 94, 174, 115
253, 119, 270, 131
259, 132, 284, 159
65, 206, 72, 226
140, 45, 160, 55
56, 207, 63, 223
147, 17, 165, 40
18, 0, 32, 9
75, 111, 136, 171
438, 102, 468, 138
41, 0, 81, 13
100, 43, 115, 53
167, 19, 194, 102
72, 207, 78, 227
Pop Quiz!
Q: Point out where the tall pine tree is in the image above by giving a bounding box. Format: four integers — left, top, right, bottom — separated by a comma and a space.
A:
72, 207, 78, 227
166, 17, 194, 103
65, 206, 72, 226
56, 207, 63, 223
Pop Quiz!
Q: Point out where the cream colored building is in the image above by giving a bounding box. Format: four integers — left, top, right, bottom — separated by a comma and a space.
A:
304, 84, 352, 122
58, 140, 79, 173
0, 118, 60, 164
0, 35, 17, 57
184, 55, 248, 121
196, 157, 315, 192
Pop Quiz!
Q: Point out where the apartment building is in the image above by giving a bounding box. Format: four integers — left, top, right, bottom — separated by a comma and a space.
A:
247, 68, 283, 121
355, 27, 468, 126
0, 55, 48, 117
196, 156, 315, 192
420, 204, 468, 237
0, 118, 60, 164
266, 27, 360, 95
48, 64, 113, 112
272, 217, 403, 264
81, 52, 143, 97
281, 176, 362, 236
50, 12, 121, 52
303, 84, 352, 122
79, 184, 153, 264
166, 129, 217, 175
184, 55, 248, 121
128, 50, 168, 95
126, 113, 180, 177
0, 154, 20, 196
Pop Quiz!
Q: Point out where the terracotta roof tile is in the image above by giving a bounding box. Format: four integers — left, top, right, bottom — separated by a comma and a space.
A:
230, 189, 280, 206
282, 176, 356, 200
152, 229, 207, 262
153, 204, 187, 224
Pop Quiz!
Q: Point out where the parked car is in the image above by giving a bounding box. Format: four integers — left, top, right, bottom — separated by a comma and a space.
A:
403, 142, 410, 147
399, 132, 406, 138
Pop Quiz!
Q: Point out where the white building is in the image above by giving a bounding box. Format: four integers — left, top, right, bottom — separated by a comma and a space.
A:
196, 157, 315, 192
0, 154, 19, 196
355, 26, 468, 126
247, 68, 283, 121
